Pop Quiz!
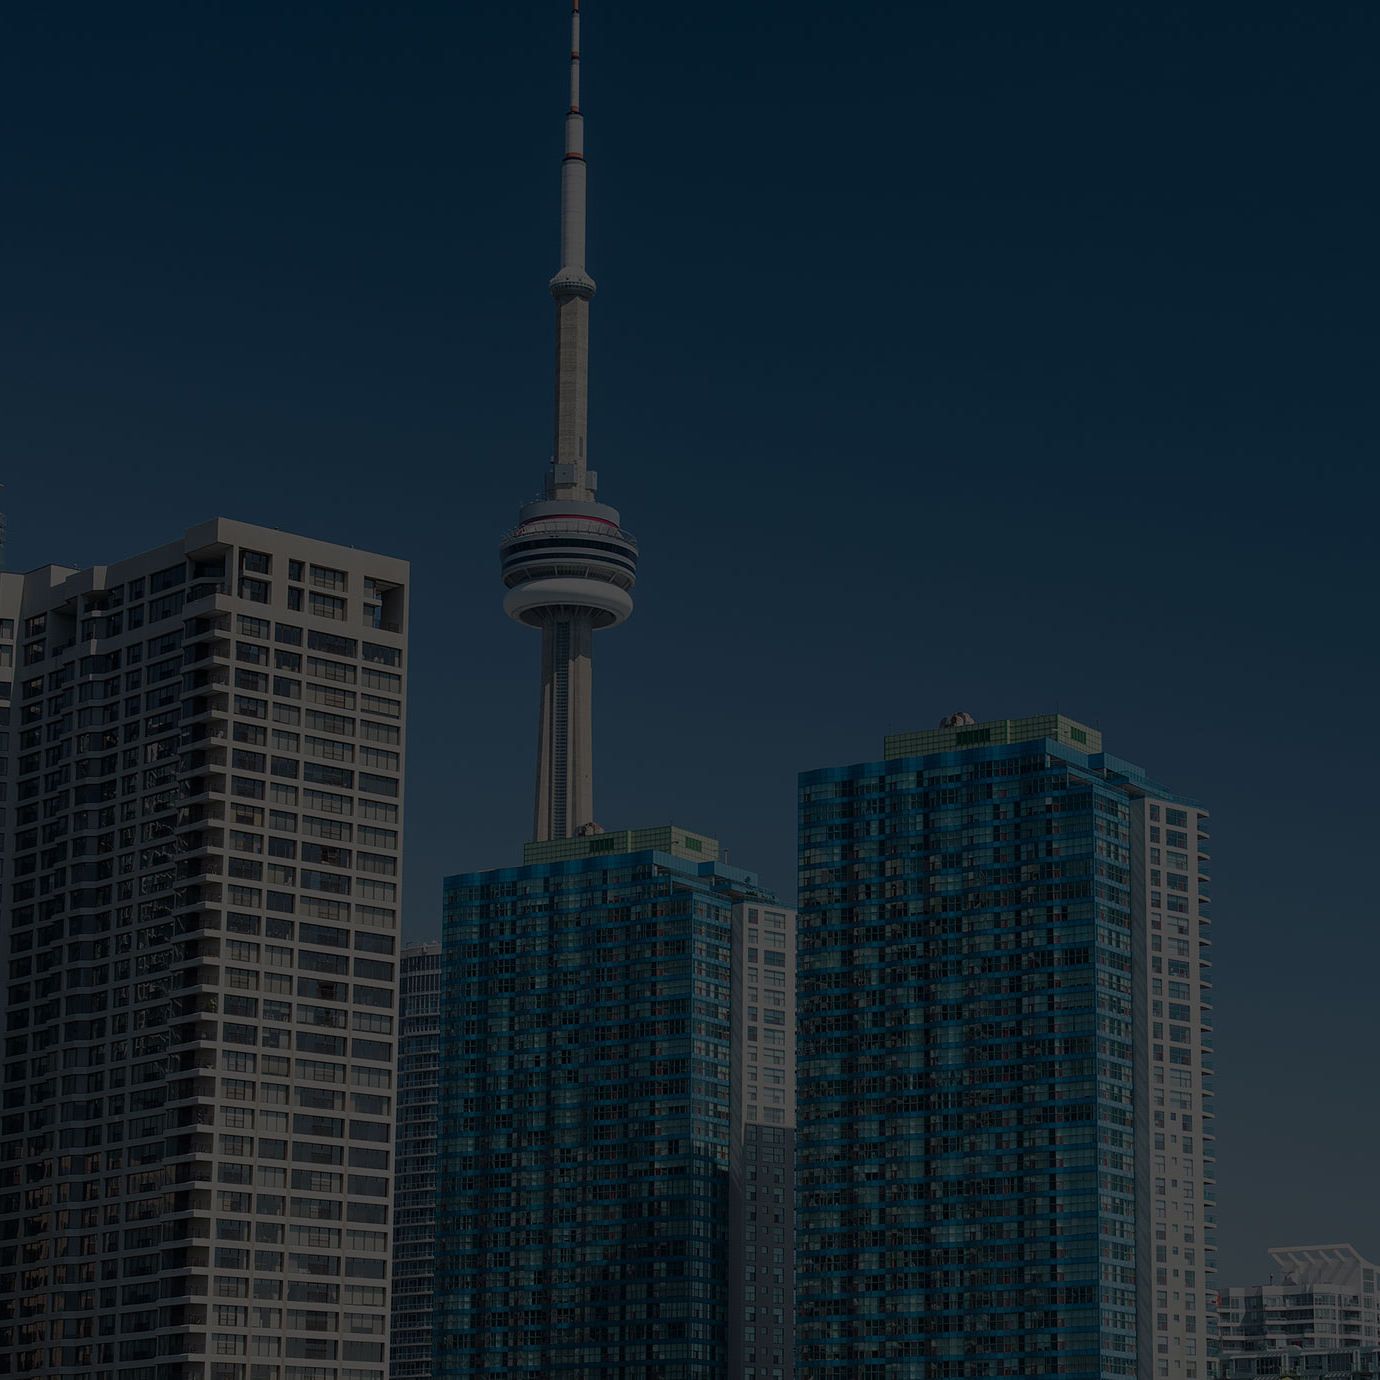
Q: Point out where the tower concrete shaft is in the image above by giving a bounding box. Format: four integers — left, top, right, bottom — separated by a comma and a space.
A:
499, 1, 638, 843
532, 611, 594, 841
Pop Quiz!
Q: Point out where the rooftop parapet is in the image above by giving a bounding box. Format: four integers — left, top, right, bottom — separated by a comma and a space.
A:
885, 712, 1102, 761
523, 825, 719, 866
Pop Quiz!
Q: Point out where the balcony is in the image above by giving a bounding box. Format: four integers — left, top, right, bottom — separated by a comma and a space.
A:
162, 1132, 215, 1166
174, 910, 224, 936
165, 1077, 216, 1105
180, 722, 227, 748
181, 666, 229, 694
183, 615, 230, 645
176, 856, 224, 882
182, 639, 230, 666
175, 829, 225, 860
184, 580, 232, 606
178, 749, 227, 780
171, 965, 221, 993
178, 773, 227, 805
181, 694, 228, 727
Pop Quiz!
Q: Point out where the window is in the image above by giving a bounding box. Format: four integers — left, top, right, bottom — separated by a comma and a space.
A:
307, 735, 353, 763
150, 564, 186, 593
148, 591, 185, 621
360, 667, 400, 692
304, 763, 353, 789
302, 870, 351, 896
308, 631, 356, 658
307, 711, 354, 736
308, 593, 347, 622
307, 657, 356, 685
310, 565, 347, 591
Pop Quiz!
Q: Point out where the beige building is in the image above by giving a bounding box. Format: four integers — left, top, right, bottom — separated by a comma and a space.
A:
0, 518, 407, 1380
729, 898, 797, 1380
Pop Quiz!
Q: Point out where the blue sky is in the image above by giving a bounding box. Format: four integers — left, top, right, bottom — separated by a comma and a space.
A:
2, 1, 1377, 1282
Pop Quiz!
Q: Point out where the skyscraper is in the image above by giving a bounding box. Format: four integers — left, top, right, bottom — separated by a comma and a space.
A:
497, 0, 638, 845
435, 829, 794, 1380
390, 942, 441, 1380
0, 518, 408, 1380
795, 713, 1215, 1380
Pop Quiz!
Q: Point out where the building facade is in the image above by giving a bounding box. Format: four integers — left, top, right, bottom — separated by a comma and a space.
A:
1218, 1346, 1380, 1380
795, 713, 1214, 1380
727, 899, 797, 1380
0, 518, 407, 1380
433, 827, 793, 1380
1217, 1245, 1379, 1356
390, 943, 441, 1380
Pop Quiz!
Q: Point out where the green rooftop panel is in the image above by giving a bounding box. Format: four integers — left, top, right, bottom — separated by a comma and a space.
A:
884, 713, 1102, 761
522, 825, 720, 866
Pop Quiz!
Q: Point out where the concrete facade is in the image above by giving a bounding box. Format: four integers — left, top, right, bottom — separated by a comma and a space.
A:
0, 518, 407, 1380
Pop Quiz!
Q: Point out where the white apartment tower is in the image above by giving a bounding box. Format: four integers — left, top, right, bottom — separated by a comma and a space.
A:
1131, 794, 1218, 1378
0, 518, 407, 1380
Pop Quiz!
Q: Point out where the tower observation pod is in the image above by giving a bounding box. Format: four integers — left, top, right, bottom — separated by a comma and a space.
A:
499, 1, 639, 843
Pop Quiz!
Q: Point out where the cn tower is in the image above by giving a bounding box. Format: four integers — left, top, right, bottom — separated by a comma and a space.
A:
498, 1, 638, 843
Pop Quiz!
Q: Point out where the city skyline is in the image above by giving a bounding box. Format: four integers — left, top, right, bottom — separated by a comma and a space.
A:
3, 0, 1378, 1286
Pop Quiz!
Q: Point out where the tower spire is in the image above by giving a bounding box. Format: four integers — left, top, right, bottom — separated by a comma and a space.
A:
548, 0, 596, 501
498, 2, 639, 842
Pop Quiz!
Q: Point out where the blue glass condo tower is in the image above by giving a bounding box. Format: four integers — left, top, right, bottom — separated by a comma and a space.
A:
795, 714, 1215, 1380
433, 828, 786, 1380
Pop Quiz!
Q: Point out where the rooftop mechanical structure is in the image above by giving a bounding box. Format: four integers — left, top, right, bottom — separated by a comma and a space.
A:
499, 0, 637, 843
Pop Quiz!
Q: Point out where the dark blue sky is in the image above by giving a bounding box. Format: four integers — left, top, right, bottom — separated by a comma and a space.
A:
3, 2, 1377, 1282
